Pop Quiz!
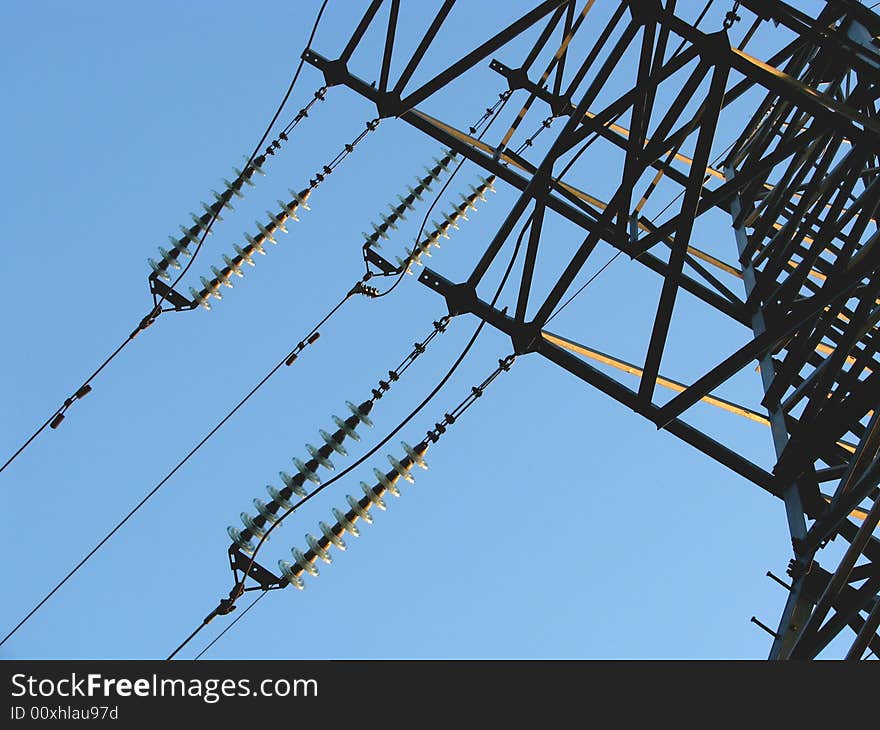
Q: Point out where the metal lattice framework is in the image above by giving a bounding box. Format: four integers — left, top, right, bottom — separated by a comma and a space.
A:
281, 0, 880, 659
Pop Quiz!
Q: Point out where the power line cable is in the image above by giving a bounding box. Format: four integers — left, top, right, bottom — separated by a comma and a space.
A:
168, 197, 533, 660
0, 0, 331, 477
167, 4, 726, 657
373, 91, 513, 299
194, 591, 268, 660
3, 100, 449, 649
0, 283, 361, 650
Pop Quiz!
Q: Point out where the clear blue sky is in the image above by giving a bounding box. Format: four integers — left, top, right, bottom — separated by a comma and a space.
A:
0, 0, 840, 659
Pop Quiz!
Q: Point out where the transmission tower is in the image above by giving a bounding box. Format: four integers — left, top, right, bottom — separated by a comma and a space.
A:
279, 0, 880, 659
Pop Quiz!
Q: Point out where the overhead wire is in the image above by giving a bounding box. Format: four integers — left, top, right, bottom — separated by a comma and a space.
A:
372, 90, 513, 299
194, 591, 268, 660
373, 2, 597, 302
175, 8, 746, 655
543, 8, 750, 325
157, 0, 332, 305
169, 191, 534, 660
168, 2, 747, 658
0, 0, 332, 477
0, 284, 360, 650
3, 93, 438, 650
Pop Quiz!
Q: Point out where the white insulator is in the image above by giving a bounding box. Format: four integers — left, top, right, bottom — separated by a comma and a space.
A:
224, 178, 245, 199
278, 560, 305, 589
267, 484, 294, 510
416, 240, 433, 257
233, 167, 257, 186
293, 458, 322, 485
254, 498, 279, 524
280, 470, 309, 496
395, 255, 416, 275
201, 201, 222, 221
380, 212, 398, 231
245, 156, 265, 176
148, 259, 171, 281
361, 481, 386, 510
277, 200, 300, 222
389, 203, 405, 221
468, 184, 487, 202
158, 247, 182, 269
288, 189, 311, 210
256, 221, 277, 243
292, 547, 319, 577
233, 244, 255, 266
479, 175, 496, 193
332, 507, 360, 537
402, 441, 428, 469
443, 211, 461, 229
190, 212, 210, 231
169, 236, 193, 257
319, 521, 346, 551
319, 429, 347, 456
431, 220, 451, 239
222, 255, 244, 277
227, 526, 255, 554
240, 511, 268, 538
388, 454, 415, 483
189, 287, 211, 310
362, 231, 381, 248
212, 189, 234, 211
346, 401, 373, 427
211, 266, 234, 288
406, 185, 424, 201
422, 166, 440, 185
332, 414, 361, 441
267, 211, 289, 233
306, 533, 333, 564
370, 221, 390, 241
200, 276, 222, 299
460, 192, 478, 211
179, 225, 201, 245
346, 494, 373, 524
432, 155, 452, 173
305, 443, 334, 471
244, 233, 266, 254
373, 467, 400, 497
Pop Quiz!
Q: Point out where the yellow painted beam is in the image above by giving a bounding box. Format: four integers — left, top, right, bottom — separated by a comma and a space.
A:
541, 330, 860, 453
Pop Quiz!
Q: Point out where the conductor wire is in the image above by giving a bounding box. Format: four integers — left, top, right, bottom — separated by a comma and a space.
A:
0, 0, 332, 476
0, 283, 358, 650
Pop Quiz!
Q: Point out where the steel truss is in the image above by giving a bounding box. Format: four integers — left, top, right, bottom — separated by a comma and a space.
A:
301, 0, 880, 659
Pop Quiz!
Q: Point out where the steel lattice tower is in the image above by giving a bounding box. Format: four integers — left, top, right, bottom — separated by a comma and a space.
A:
291, 0, 880, 659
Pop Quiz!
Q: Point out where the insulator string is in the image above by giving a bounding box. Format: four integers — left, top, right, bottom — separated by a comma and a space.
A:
177, 204, 532, 662
0, 1, 332, 476
189, 118, 381, 310
0, 282, 368, 650
276, 353, 516, 592
372, 90, 513, 298
227, 316, 452, 553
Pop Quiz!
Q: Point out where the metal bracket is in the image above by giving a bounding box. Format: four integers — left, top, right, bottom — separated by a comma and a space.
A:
489, 59, 574, 117
149, 277, 195, 311
364, 246, 399, 276
228, 547, 284, 591
302, 48, 405, 118
417, 268, 543, 353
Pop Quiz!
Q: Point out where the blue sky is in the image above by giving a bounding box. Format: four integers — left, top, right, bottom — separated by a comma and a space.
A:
0, 0, 840, 659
